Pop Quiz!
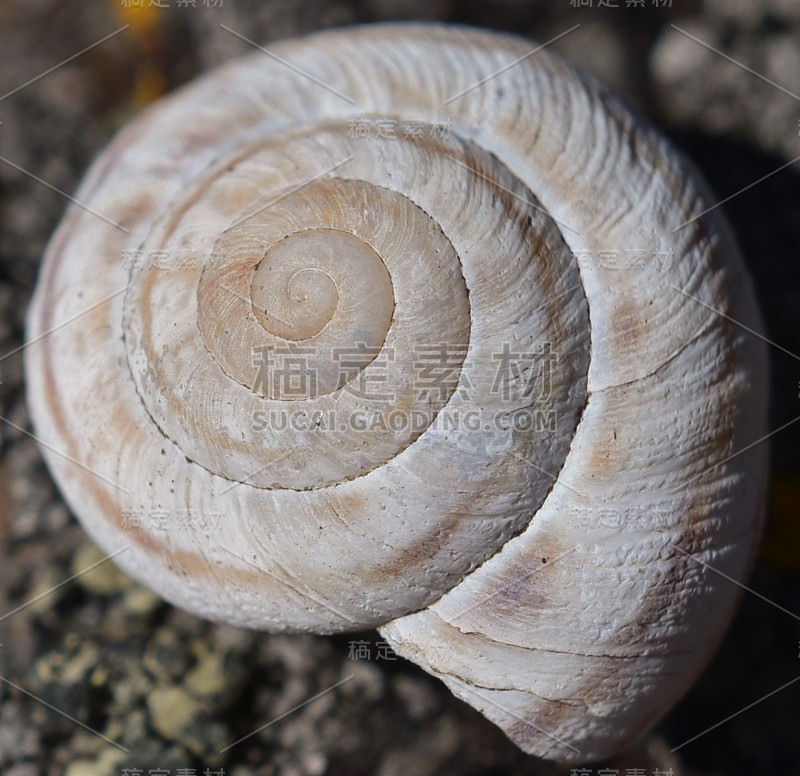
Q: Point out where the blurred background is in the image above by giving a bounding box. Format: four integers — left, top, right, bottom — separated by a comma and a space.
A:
0, 0, 798, 774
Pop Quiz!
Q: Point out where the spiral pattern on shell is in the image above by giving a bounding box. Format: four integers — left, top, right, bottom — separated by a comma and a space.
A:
25, 24, 768, 762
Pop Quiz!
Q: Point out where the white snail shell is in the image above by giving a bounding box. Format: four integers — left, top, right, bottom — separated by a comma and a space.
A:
25, 23, 768, 762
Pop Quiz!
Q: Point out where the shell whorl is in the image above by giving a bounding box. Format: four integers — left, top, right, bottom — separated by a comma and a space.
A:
25, 24, 768, 762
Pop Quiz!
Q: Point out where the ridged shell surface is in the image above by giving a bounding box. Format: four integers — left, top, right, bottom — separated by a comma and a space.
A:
25, 23, 768, 762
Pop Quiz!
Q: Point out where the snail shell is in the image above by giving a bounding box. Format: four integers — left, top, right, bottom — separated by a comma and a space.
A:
25, 23, 768, 762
